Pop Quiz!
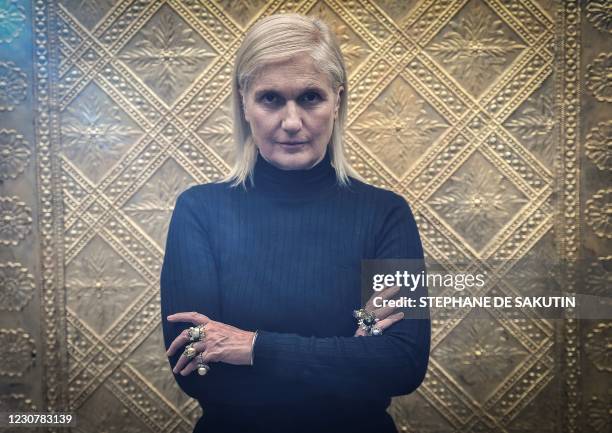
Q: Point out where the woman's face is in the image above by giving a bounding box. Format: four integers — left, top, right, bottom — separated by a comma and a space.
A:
241, 53, 343, 170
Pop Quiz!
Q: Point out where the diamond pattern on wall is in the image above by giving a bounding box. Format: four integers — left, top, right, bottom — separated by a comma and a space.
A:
424, 0, 527, 97
307, 1, 371, 74
66, 236, 148, 336
118, 3, 218, 105
504, 76, 557, 170
429, 150, 529, 252
196, 98, 235, 166
76, 386, 150, 433
60, 83, 145, 184
127, 325, 192, 410
58, 0, 115, 30
433, 310, 530, 404
23, 0, 590, 431
350, 77, 449, 179
123, 157, 196, 249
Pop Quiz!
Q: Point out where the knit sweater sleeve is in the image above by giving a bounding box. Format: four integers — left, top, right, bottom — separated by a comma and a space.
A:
252, 192, 431, 398
160, 187, 222, 400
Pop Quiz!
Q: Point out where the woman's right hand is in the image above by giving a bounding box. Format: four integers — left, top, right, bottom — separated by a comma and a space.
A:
354, 285, 404, 336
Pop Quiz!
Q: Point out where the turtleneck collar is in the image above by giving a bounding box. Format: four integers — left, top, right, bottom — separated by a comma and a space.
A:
251, 149, 338, 199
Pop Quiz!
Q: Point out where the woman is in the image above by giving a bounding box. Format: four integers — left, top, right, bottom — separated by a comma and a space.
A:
161, 13, 430, 433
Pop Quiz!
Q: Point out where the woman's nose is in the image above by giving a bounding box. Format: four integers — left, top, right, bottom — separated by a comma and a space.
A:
281, 101, 302, 132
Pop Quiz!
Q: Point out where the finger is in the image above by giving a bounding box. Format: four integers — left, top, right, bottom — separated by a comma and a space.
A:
179, 358, 199, 376
370, 304, 396, 320
172, 341, 206, 374
166, 329, 190, 357
374, 312, 404, 332
354, 327, 368, 337
366, 285, 400, 310
167, 312, 210, 325
379, 285, 401, 299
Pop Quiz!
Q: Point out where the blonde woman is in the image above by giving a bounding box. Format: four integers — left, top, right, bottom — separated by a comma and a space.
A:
161, 13, 430, 433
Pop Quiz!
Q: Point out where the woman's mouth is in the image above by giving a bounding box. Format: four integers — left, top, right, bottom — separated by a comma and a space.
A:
277, 141, 308, 151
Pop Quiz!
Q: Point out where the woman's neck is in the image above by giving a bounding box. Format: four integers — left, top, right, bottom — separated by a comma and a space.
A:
251, 149, 337, 200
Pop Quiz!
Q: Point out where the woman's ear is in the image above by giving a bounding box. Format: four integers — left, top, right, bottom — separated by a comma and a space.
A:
334, 86, 344, 119
240, 89, 250, 122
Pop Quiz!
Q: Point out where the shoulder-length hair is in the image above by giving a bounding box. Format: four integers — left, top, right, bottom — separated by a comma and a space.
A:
223, 13, 360, 188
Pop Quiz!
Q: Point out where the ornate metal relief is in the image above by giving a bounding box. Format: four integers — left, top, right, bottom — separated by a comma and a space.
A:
0, 1, 608, 433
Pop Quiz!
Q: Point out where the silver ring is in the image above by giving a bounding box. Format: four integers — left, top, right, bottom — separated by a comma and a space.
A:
183, 343, 197, 359
196, 353, 210, 376
187, 324, 205, 342
371, 326, 383, 336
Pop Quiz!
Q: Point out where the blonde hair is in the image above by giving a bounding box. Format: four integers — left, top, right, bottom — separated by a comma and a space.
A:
223, 13, 359, 187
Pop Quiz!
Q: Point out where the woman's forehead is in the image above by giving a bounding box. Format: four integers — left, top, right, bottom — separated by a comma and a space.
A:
251, 67, 331, 93
248, 55, 333, 93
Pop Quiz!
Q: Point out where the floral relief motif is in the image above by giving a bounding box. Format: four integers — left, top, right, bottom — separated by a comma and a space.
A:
0, 195, 32, 246
586, 395, 612, 433
0, 328, 36, 377
585, 256, 612, 297
215, 0, 267, 27
505, 93, 556, 168
586, 120, 612, 171
429, 151, 528, 251
119, 4, 217, 104
61, 86, 143, 183
351, 79, 447, 178
434, 315, 528, 402
0, 128, 30, 179
585, 188, 612, 239
586, 1, 612, 34
66, 238, 147, 335
309, 2, 369, 72
0, 0, 26, 44
585, 322, 612, 373
64, 0, 115, 30
586, 53, 612, 102
0, 262, 35, 311
0, 61, 27, 111
426, 1, 525, 96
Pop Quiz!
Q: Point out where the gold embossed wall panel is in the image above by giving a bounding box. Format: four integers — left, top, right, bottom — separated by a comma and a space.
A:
0, 0, 605, 432
0, 0, 42, 420
579, 1, 611, 432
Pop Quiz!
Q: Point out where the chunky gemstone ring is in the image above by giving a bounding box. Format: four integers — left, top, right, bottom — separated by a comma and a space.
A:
183, 343, 197, 360
187, 324, 206, 342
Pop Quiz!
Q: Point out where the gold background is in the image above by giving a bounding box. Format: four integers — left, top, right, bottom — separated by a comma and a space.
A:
0, 0, 610, 432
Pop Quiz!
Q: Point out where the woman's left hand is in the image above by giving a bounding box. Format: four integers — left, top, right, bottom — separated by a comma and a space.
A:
166, 312, 256, 375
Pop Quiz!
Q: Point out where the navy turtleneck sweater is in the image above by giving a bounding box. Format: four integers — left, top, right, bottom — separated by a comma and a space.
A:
160, 150, 430, 433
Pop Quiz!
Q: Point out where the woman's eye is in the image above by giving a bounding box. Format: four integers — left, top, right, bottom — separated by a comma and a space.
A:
301, 92, 321, 103
261, 93, 278, 104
